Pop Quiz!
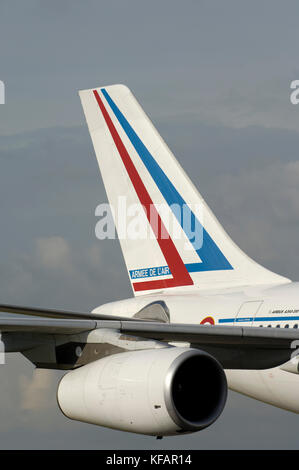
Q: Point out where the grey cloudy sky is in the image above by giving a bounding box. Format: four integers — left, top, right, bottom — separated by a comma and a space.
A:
1, 0, 299, 449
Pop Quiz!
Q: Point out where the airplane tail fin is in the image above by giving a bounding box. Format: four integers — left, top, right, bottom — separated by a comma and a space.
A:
79, 84, 289, 296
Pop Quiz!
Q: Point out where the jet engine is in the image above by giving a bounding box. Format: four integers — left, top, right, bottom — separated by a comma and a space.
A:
57, 347, 227, 436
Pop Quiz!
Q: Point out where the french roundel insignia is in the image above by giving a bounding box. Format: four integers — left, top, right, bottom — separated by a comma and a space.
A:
200, 316, 215, 325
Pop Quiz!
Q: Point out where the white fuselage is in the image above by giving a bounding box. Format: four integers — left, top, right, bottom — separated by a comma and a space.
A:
94, 280, 299, 414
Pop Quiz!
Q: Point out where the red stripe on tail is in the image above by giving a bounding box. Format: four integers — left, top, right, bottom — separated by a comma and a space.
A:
93, 90, 193, 292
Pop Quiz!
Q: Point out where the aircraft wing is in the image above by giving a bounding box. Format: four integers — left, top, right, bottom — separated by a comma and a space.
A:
0, 317, 97, 334
117, 320, 299, 347
115, 320, 299, 369
0, 306, 297, 368
0, 303, 137, 322
0, 314, 297, 345
0, 302, 298, 345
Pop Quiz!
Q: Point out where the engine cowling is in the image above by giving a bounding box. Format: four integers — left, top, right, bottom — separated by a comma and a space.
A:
57, 347, 227, 436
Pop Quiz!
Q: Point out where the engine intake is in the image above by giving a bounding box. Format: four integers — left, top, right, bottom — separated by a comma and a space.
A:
165, 350, 227, 431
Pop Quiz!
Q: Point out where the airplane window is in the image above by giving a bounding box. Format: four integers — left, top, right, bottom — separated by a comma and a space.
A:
284, 324, 289, 328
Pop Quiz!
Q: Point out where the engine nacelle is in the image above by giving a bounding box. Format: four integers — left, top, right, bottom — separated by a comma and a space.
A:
57, 347, 227, 436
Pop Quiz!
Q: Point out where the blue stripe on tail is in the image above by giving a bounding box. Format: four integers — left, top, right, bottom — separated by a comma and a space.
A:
102, 88, 233, 273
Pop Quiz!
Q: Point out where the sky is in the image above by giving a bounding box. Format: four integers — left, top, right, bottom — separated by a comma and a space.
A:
1, 0, 299, 449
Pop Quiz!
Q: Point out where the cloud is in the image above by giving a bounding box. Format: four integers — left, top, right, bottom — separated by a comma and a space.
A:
1, 1, 299, 135
19, 369, 55, 411
35, 237, 72, 271
206, 159, 299, 279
